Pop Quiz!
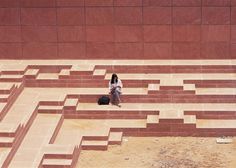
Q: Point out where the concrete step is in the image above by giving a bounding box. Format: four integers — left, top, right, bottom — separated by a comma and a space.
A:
0, 75, 23, 82
184, 111, 236, 119
42, 158, 72, 167
95, 65, 236, 73
197, 119, 236, 128
148, 84, 160, 94
0, 137, 14, 147
108, 132, 123, 145
76, 103, 236, 113
64, 98, 79, 110
0, 148, 11, 166
0, 94, 9, 102
24, 69, 39, 79
75, 103, 158, 119
196, 88, 236, 95
0, 95, 8, 99
184, 115, 196, 124
183, 84, 196, 91
147, 115, 159, 124
77, 103, 156, 111
93, 69, 106, 76
0, 103, 6, 113
159, 110, 184, 123
81, 140, 108, 150
105, 73, 236, 86
42, 145, 75, 157
59, 69, 70, 79
0, 83, 15, 94
37, 73, 59, 80
38, 105, 63, 114
0, 123, 19, 137
185, 80, 236, 87
70, 65, 94, 75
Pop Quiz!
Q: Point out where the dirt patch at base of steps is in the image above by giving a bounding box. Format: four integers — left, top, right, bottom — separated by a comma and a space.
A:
77, 137, 236, 168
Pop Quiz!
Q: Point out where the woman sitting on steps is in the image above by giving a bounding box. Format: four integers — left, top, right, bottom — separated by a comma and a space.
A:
109, 73, 123, 107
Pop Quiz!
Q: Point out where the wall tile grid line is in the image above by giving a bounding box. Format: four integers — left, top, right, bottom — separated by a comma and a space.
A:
0, 0, 235, 59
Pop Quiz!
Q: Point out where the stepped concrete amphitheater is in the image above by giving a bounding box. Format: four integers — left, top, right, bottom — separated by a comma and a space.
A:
1, 0, 236, 167
0, 60, 235, 167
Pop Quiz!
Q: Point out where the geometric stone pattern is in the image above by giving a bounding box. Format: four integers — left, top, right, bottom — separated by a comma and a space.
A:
0, 60, 236, 167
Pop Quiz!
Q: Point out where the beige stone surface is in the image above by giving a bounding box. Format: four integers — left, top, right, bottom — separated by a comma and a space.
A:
9, 114, 62, 168
105, 73, 236, 80
148, 84, 160, 91
1, 59, 236, 66
37, 73, 59, 79
196, 88, 236, 95
183, 84, 196, 91
0, 75, 23, 79
59, 69, 70, 76
24, 69, 39, 76
55, 119, 146, 146
77, 103, 236, 112
93, 69, 106, 76
0, 103, 6, 112
0, 83, 14, 90
43, 158, 72, 165
147, 115, 159, 124
64, 98, 78, 106
109, 132, 123, 142
197, 120, 236, 128
184, 115, 196, 124
71, 64, 95, 71
0, 148, 11, 165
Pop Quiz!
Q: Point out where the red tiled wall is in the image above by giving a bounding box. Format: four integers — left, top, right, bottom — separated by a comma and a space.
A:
0, 0, 235, 59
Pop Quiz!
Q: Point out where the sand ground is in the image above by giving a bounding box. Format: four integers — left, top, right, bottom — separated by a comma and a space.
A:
77, 137, 236, 168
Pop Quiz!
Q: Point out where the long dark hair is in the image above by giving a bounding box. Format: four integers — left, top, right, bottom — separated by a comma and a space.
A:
111, 74, 118, 84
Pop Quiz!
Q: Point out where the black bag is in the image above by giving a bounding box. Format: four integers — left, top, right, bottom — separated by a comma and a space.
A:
98, 96, 110, 105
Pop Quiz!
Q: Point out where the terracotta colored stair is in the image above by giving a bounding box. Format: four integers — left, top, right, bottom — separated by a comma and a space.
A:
95, 65, 236, 74
40, 145, 80, 168
81, 131, 123, 151
36, 95, 236, 137
0, 124, 22, 147
0, 61, 236, 168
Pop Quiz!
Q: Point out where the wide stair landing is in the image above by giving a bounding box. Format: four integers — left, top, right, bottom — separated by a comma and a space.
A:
0, 60, 235, 167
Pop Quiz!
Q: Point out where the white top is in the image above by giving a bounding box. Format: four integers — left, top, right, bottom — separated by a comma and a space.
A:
109, 79, 123, 90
